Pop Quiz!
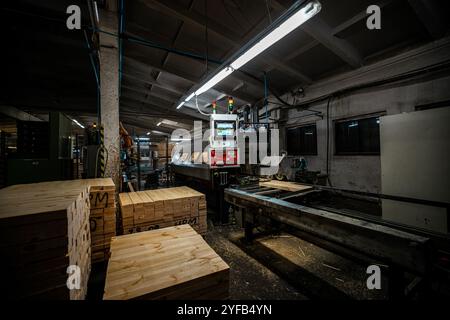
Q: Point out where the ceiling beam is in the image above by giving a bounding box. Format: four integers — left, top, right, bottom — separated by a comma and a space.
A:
125, 56, 197, 84
270, 0, 363, 68
120, 104, 196, 126
0, 105, 43, 122
270, 0, 393, 65
121, 95, 209, 121
120, 116, 174, 134
137, 0, 311, 83
120, 101, 196, 124
124, 57, 257, 104
125, 23, 265, 95
123, 71, 187, 96
408, 0, 448, 39
122, 85, 179, 104
302, 18, 363, 68
333, 0, 393, 36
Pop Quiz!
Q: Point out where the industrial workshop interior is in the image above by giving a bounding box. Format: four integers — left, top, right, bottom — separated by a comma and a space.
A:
1, 0, 450, 306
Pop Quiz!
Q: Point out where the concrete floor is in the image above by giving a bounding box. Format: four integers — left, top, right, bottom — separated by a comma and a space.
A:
205, 223, 388, 300
88, 221, 389, 300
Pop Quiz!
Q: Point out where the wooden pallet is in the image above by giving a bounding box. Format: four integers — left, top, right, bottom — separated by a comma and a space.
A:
103, 225, 229, 300
119, 187, 207, 236
85, 178, 117, 263
259, 180, 313, 192
0, 180, 92, 300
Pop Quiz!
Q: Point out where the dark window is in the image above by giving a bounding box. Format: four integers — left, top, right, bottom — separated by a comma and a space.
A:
335, 116, 380, 155
287, 124, 317, 156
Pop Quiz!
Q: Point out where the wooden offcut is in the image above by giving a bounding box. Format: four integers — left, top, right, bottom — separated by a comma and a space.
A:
119, 186, 207, 236
103, 225, 229, 300
259, 180, 313, 192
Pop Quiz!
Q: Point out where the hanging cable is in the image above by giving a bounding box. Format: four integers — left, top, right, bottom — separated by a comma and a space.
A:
264, 72, 269, 126
265, 0, 273, 24
195, 95, 211, 116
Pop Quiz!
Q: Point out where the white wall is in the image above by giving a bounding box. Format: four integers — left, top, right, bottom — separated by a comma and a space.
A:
278, 72, 450, 193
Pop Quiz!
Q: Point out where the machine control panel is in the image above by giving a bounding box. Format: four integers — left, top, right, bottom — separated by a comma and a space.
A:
209, 114, 240, 168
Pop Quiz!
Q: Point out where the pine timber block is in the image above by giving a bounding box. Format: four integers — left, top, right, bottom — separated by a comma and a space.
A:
103, 225, 229, 300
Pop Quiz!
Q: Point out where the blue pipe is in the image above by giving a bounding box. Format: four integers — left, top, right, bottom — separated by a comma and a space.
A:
90, 27, 223, 65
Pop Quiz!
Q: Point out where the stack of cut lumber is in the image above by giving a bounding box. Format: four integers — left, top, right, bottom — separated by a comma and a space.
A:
0, 180, 92, 300
85, 178, 116, 263
103, 225, 229, 300
119, 186, 207, 235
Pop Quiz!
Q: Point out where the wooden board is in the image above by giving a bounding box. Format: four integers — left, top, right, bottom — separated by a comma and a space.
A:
259, 180, 313, 193
103, 225, 229, 300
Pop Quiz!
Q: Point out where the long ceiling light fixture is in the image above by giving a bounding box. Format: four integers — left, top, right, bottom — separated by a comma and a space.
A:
177, 0, 321, 110
72, 119, 85, 129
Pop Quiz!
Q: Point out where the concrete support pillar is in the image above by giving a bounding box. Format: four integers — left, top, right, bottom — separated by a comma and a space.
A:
99, 7, 120, 188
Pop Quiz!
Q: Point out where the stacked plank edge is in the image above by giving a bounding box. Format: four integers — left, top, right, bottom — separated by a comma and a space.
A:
119, 186, 207, 236
0, 178, 116, 300
0, 180, 91, 300
86, 178, 116, 263
103, 225, 229, 300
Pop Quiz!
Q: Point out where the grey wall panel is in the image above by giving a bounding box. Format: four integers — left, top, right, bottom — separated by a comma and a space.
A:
380, 107, 450, 233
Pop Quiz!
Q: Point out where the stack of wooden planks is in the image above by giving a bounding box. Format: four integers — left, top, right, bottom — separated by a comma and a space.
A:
103, 225, 229, 300
85, 178, 116, 263
119, 186, 207, 236
0, 180, 92, 300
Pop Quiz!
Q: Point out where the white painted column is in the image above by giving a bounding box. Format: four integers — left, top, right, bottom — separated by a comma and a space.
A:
99, 7, 120, 188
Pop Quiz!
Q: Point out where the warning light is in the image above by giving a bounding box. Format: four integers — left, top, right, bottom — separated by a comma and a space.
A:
228, 97, 234, 114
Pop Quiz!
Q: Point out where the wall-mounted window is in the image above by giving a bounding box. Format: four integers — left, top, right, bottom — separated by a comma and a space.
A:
286, 124, 317, 156
335, 116, 380, 155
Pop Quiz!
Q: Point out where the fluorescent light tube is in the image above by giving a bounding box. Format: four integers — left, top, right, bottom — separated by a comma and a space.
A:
186, 93, 195, 102
72, 119, 85, 129
195, 67, 234, 96
93, 1, 99, 23
162, 119, 179, 126
178, 0, 321, 108
157, 122, 162, 127
231, 1, 321, 70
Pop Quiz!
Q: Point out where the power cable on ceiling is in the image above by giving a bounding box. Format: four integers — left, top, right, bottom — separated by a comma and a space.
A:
195, 96, 211, 116
265, 0, 273, 24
